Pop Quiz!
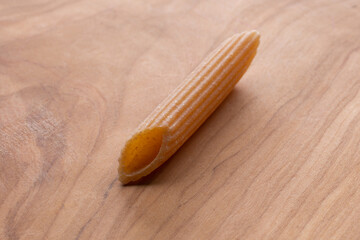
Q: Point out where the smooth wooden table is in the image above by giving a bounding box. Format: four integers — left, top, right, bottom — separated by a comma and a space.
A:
1, 0, 360, 239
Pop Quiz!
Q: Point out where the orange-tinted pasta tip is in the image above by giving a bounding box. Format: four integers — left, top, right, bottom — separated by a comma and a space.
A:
118, 30, 260, 184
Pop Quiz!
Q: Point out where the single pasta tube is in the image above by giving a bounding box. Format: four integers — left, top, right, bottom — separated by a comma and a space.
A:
118, 30, 260, 184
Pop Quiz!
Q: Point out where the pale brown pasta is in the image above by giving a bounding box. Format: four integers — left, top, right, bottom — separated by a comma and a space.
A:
118, 30, 260, 184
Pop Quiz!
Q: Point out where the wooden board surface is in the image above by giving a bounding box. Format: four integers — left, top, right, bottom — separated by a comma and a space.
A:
1, 0, 360, 239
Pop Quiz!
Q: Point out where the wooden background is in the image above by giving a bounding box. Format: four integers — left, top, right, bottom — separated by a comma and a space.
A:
1, 0, 360, 239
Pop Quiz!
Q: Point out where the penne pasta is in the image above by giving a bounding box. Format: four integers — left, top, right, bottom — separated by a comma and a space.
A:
118, 30, 260, 184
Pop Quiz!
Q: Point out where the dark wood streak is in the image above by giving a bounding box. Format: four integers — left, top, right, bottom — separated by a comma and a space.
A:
75, 177, 117, 240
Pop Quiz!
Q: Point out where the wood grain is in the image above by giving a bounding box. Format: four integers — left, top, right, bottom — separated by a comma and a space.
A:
1, 0, 360, 239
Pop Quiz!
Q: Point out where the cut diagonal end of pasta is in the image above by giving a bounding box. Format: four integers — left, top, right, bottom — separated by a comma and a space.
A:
118, 30, 260, 184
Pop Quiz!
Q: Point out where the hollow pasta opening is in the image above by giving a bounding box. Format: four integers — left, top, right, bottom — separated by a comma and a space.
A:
121, 127, 165, 174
